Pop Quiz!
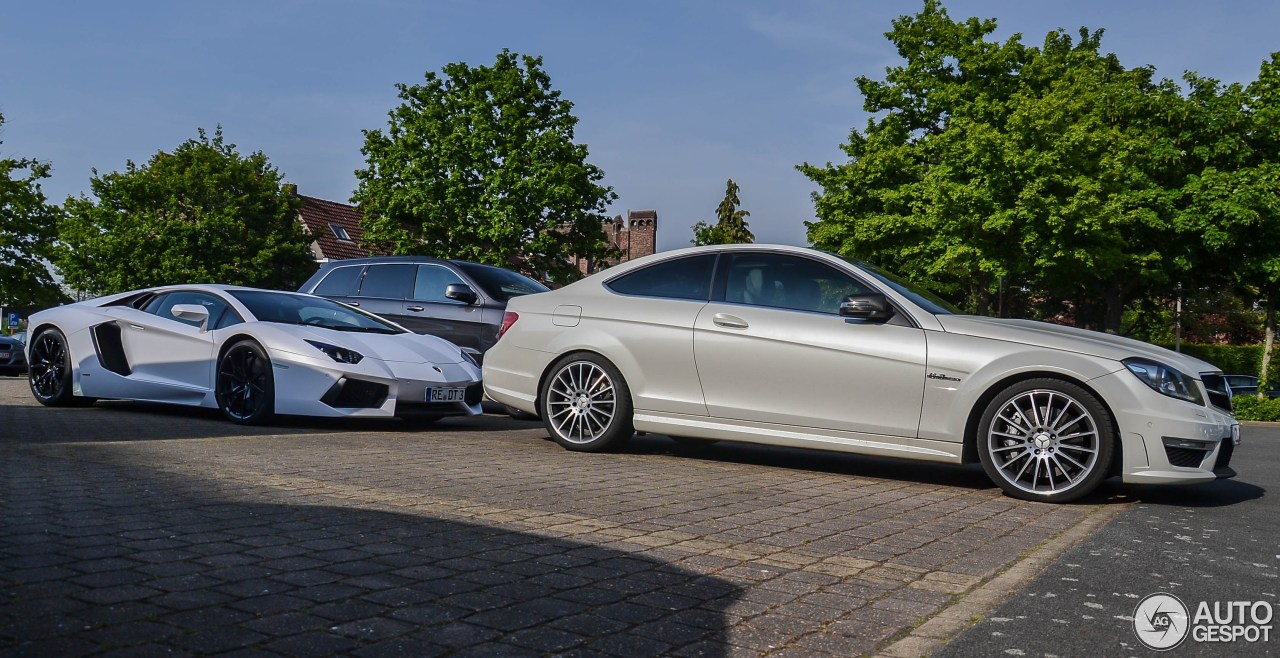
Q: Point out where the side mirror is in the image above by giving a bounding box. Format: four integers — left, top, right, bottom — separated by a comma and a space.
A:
170, 304, 211, 331
445, 283, 480, 305
839, 294, 894, 321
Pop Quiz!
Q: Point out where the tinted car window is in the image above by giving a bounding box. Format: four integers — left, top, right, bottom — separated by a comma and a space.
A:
606, 255, 716, 301
455, 261, 549, 302
413, 264, 467, 302
314, 265, 364, 296
358, 264, 415, 299
142, 291, 234, 329
725, 253, 870, 314
230, 290, 405, 334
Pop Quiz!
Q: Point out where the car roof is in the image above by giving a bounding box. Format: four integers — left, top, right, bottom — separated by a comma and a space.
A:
317, 255, 454, 267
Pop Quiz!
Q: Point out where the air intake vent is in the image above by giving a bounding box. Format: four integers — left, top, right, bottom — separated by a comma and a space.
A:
321, 377, 389, 409
1200, 373, 1232, 413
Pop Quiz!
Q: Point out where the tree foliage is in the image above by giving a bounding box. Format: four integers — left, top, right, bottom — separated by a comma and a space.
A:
0, 113, 66, 310
800, 0, 1225, 331
57, 127, 313, 296
691, 179, 755, 246
353, 50, 617, 284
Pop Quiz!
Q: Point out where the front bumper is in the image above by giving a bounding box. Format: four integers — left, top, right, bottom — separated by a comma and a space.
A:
1091, 370, 1240, 485
268, 347, 483, 419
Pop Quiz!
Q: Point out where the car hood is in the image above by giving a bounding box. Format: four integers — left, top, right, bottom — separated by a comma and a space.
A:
295, 328, 464, 365
935, 316, 1219, 375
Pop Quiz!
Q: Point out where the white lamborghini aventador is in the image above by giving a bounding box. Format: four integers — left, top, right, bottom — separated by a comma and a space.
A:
26, 285, 483, 424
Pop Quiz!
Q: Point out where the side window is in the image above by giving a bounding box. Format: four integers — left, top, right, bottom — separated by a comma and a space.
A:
357, 264, 415, 299
724, 253, 871, 314
142, 291, 234, 329
605, 255, 716, 301
412, 264, 467, 302
313, 265, 364, 296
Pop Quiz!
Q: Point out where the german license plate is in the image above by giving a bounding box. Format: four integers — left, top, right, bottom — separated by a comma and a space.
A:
0, 351, 8, 359
428, 387, 466, 403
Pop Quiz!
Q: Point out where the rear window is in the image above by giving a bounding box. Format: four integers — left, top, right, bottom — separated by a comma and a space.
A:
605, 255, 716, 301
454, 262, 549, 302
313, 265, 364, 296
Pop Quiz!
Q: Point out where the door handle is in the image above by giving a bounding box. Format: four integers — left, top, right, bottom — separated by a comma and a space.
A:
406, 306, 424, 312
347, 301, 359, 307
712, 313, 748, 329
128, 323, 146, 331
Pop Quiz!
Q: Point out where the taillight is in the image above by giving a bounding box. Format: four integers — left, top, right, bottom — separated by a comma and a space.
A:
496, 311, 519, 340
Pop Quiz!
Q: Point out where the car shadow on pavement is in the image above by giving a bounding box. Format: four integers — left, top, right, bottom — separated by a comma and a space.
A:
1089, 477, 1265, 508
627, 434, 995, 492
15, 399, 542, 443
0, 447, 744, 657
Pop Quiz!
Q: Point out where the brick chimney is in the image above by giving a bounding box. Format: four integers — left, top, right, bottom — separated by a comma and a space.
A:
626, 210, 657, 259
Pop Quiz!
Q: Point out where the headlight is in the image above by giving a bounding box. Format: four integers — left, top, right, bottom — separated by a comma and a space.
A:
1122, 358, 1203, 405
305, 340, 364, 364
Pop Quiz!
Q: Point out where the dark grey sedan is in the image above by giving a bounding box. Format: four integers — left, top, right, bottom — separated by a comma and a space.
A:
0, 335, 27, 376
299, 257, 548, 362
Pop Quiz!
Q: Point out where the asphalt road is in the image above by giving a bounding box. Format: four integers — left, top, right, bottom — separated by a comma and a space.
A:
938, 423, 1278, 657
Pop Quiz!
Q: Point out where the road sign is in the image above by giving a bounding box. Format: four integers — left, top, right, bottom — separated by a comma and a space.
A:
7, 312, 18, 329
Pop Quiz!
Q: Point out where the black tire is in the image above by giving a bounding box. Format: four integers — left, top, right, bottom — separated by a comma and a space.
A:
539, 353, 634, 452
216, 340, 275, 425
977, 378, 1115, 503
28, 329, 81, 407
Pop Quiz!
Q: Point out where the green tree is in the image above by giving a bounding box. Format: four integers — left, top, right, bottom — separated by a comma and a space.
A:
57, 127, 313, 295
354, 50, 617, 284
1175, 55, 1280, 393
691, 178, 755, 245
0, 113, 65, 310
801, 1, 1190, 331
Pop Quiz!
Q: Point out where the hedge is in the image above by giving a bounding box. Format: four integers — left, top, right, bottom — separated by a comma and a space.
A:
1163, 343, 1263, 375
1232, 395, 1280, 422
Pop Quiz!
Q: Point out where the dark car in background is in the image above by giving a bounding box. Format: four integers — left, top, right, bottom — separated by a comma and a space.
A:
299, 257, 548, 362
1225, 374, 1280, 399
0, 335, 27, 376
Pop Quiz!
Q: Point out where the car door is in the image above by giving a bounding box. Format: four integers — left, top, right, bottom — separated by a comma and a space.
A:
693, 252, 927, 438
112, 291, 224, 401
399, 263, 488, 351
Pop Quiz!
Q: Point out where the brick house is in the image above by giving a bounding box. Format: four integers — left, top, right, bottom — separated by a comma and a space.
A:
289, 187, 376, 262
574, 210, 658, 275
290, 185, 657, 276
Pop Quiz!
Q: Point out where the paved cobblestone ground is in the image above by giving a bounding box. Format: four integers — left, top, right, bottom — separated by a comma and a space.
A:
0, 377, 1104, 656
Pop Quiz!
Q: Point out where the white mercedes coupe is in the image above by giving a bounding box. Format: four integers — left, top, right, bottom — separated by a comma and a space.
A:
27, 285, 483, 424
483, 245, 1241, 503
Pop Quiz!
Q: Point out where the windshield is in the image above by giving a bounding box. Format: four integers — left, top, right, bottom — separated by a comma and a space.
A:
837, 256, 960, 315
454, 261, 548, 302
230, 290, 406, 334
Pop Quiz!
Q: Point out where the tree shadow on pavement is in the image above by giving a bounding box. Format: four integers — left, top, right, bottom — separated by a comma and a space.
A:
0, 447, 742, 657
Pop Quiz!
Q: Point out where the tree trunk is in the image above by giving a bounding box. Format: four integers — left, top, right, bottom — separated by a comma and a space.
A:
1102, 286, 1124, 335
1260, 298, 1275, 400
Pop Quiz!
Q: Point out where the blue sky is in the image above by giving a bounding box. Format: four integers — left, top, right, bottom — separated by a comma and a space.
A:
3, 1, 1278, 252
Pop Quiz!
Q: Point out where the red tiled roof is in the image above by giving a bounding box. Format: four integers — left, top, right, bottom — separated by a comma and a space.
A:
296, 194, 373, 260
